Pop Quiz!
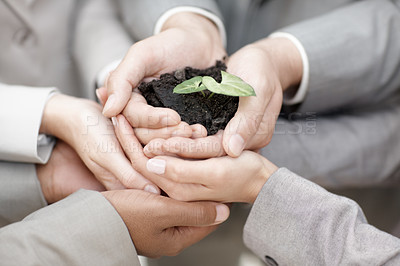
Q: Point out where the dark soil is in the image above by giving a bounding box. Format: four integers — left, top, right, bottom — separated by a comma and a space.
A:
138, 61, 238, 135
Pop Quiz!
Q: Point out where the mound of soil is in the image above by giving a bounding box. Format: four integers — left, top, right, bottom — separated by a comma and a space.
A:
138, 61, 238, 135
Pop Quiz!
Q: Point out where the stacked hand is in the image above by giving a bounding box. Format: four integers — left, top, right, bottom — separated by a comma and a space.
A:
36, 140, 105, 204
102, 189, 229, 258
97, 14, 303, 203
102, 36, 302, 159
37, 12, 303, 258
40, 94, 159, 192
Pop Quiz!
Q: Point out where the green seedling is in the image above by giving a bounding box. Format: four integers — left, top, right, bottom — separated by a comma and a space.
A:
173, 71, 256, 97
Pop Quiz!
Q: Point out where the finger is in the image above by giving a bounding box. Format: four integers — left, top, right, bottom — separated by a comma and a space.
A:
103, 42, 156, 117
95, 87, 107, 106
246, 90, 282, 150
190, 124, 208, 139
165, 201, 230, 227
123, 91, 181, 128
102, 151, 160, 194
222, 95, 268, 157
114, 115, 175, 191
95, 172, 126, 191
135, 122, 192, 145
144, 131, 226, 159
145, 153, 229, 185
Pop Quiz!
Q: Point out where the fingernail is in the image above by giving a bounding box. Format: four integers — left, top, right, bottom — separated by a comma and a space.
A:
95, 89, 103, 105
103, 94, 116, 115
215, 204, 230, 223
111, 117, 118, 127
144, 184, 159, 194
228, 134, 245, 156
146, 158, 166, 174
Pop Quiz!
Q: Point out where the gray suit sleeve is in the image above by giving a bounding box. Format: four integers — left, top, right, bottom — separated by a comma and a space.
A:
244, 168, 400, 265
262, 98, 400, 188
0, 161, 47, 227
117, 0, 223, 40
0, 190, 140, 266
280, 0, 400, 113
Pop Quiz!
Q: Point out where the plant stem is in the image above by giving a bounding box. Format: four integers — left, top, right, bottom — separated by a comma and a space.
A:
207, 92, 215, 99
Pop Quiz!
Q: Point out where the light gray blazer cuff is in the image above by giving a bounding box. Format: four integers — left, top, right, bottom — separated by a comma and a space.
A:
244, 168, 400, 265
0, 190, 139, 266
280, 0, 400, 113
0, 161, 47, 227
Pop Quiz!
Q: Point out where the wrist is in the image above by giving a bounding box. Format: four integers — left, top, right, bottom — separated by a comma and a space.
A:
162, 12, 225, 61
253, 37, 303, 91
40, 94, 71, 138
248, 156, 278, 204
36, 163, 53, 204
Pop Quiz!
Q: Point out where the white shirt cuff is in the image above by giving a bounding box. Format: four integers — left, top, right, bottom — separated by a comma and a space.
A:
96, 59, 122, 88
269, 32, 310, 105
0, 86, 58, 163
153, 6, 227, 48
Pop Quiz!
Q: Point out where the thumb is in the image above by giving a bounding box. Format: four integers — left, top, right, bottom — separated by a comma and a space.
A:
223, 97, 264, 157
95, 87, 108, 106
169, 202, 230, 227
102, 74, 135, 118
102, 48, 148, 117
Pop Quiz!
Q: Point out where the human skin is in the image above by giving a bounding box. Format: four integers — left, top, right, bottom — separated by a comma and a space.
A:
113, 115, 278, 204
36, 140, 230, 258
36, 140, 105, 204
100, 12, 302, 158
134, 37, 303, 159
39, 94, 159, 192
102, 189, 230, 258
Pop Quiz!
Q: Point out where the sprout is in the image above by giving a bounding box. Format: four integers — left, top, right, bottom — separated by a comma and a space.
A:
173, 71, 256, 97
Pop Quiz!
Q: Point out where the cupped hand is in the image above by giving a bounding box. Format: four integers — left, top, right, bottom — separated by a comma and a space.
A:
102, 189, 230, 258
102, 12, 226, 122
113, 115, 278, 203
40, 94, 159, 192
36, 140, 105, 204
142, 37, 303, 159
97, 87, 205, 145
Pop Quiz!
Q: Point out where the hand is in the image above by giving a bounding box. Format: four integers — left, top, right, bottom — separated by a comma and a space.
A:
102, 189, 230, 258
36, 140, 105, 204
40, 94, 159, 192
113, 115, 278, 203
97, 87, 205, 145
222, 37, 303, 157
102, 12, 226, 122
142, 37, 303, 159
145, 151, 278, 203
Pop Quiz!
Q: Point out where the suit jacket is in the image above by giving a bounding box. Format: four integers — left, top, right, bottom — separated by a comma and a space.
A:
217, 0, 400, 113
0, 190, 140, 266
213, 0, 400, 186
244, 168, 400, 265
0, 1, 224, 262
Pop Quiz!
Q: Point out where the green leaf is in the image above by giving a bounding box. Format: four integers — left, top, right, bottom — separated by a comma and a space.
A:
202, 71, 256, 97
173, 76, 206, 94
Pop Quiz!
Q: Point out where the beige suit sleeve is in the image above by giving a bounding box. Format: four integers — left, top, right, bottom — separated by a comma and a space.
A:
244, 168, 400, 265
0, 190, 140, 266
73, 0, 132, 99
0, 83, 57, 163
0, 161, 47, 227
